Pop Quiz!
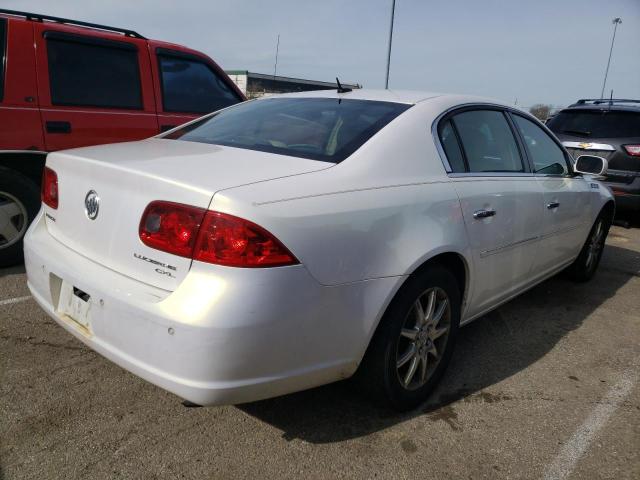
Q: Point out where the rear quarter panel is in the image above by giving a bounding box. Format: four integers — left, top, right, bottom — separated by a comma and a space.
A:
211, 101, 472, 287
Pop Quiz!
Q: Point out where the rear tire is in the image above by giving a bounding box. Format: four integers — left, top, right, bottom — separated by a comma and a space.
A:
0, 169, 40, 267
355, 265, 461, 411
567, 211, 611, 282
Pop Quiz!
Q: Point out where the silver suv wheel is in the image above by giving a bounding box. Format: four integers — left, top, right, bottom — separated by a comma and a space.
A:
0, 191, 29, 249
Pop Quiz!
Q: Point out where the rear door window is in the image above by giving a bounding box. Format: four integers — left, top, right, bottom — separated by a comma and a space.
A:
512, 114, 568, 175
158, 52, 241, 114
438, 120, 466, 172
547, 110, 640, 138
0, 18, 6, 101
451, 110, 524, 173
46, 33, 142, 109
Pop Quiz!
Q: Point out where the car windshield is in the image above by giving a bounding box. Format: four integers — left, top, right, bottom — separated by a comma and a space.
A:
547, 110, 640, 138
163, 98, 411, 162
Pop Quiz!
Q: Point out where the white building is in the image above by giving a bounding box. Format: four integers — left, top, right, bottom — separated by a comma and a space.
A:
225, 70, 360, 99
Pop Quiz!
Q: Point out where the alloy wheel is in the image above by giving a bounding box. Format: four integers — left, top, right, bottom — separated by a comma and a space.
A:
585, 219, 605, 271
0, 192, 28, 249
396, 287, 451, 390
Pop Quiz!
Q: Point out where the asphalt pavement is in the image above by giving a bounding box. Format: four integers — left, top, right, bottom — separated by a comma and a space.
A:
1, 224, 639, 479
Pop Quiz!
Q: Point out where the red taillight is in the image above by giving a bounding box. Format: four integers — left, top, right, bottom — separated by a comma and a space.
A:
193, 211, 298, 267
139, 202, 298, 268
41, 167, 58, 209
139, 201, 206, 258
623, 145, 640, 157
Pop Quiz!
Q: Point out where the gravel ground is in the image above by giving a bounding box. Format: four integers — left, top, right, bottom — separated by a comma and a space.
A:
1, 224, 639, 479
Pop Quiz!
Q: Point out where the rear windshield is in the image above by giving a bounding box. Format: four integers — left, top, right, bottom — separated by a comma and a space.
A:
547, 110, 640, 138
163, 98, 411, 162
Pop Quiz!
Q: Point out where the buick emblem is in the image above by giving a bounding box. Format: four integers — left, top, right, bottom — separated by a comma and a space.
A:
84, 190, 100, 220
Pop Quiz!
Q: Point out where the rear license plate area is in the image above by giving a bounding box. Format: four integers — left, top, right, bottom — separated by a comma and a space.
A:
56, 281, 92, 332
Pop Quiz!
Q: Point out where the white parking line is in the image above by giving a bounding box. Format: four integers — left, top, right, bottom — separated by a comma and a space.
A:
0, 295, 32, 306
543, 367, 638, 480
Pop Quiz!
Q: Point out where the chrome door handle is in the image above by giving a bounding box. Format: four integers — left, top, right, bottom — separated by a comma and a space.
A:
473, 209, 496, 219
547, 202, 560, 209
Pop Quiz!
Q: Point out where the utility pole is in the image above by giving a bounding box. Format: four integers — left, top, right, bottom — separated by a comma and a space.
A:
273, 34, 280, 79
600, 17, 622, 99
385, 0, 396, 89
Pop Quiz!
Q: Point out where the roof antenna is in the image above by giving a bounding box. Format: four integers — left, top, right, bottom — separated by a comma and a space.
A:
336, 77, 352, 93
273, 34, 280, 79
608, 89, 613, 111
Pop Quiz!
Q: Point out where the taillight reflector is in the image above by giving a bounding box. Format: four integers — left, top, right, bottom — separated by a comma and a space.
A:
41, 167, 58, 209
139, 202, 298, 268
623, 145, 640, 157
194, 211, 298, 267
139, 201, 206, 258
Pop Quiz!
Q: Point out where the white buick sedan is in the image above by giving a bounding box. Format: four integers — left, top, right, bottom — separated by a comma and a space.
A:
25, 90, 613, 410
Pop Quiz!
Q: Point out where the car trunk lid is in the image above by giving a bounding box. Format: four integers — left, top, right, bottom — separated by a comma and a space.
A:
44, 138, 331, 290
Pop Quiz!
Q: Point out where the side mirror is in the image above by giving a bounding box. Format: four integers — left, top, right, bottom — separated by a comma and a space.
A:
574, 155, 608, 177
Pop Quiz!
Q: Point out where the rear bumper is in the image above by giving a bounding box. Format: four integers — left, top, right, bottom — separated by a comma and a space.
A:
604, 173, 640, 211
24, 210, 400, 405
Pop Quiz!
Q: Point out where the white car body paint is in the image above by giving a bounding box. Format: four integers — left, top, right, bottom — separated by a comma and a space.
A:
24, 90, 613, 406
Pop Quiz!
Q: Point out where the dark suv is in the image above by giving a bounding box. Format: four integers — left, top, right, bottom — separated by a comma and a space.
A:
547, 99, 640, 212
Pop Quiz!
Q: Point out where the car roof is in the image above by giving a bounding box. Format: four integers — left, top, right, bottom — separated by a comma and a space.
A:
265, 88, 510, 108
0, 9, 145, 39
561, 105, 640, 113
562, 99, 640, 113
272, 89, 441, 104
0, 9, 198, 51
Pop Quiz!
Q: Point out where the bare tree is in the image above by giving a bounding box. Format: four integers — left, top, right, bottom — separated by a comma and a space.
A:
529, 104, 553, 121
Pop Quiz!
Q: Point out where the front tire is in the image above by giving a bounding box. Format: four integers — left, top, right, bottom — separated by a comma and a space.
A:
567, 212, 611, 282
0, 169, 40, 267
356, 265, 461, 411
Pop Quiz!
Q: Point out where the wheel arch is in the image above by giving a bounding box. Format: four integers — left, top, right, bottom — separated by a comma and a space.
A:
0, 151, 48, 186
601, 199, 615, 223
408, 251, 469, 304
353, 249, 471, 388
358, 250, 471, 364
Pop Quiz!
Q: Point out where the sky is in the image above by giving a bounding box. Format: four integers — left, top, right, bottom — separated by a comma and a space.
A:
7, 0, 640, 110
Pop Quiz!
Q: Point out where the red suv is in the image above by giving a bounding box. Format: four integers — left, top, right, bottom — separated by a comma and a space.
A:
0, 9, 244, 266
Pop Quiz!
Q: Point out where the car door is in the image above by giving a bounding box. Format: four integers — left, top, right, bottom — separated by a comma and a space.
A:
33, 24, 158, 151
438, 108, 544, 318
510, 113, 592, 277
0, 17, 44, 151
149, 45, 243, 132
